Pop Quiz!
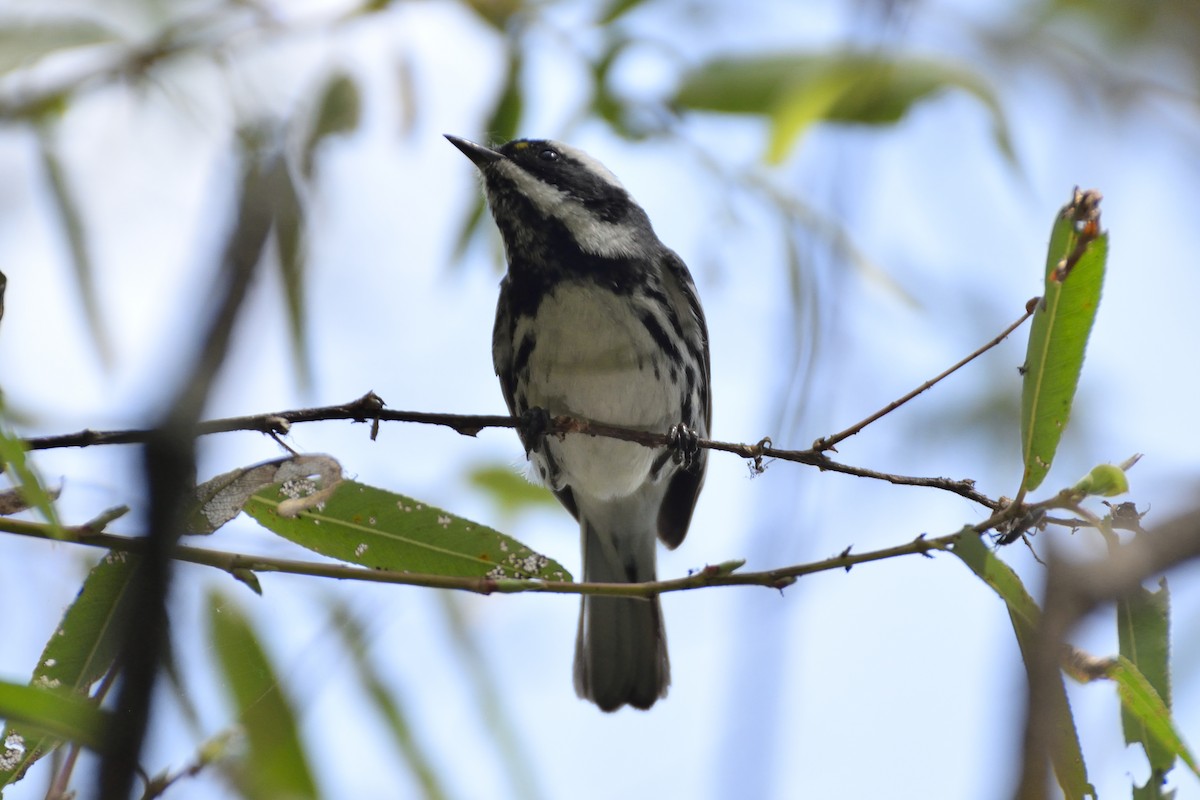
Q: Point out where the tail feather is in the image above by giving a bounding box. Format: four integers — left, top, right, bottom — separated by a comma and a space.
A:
573, 517, 669, 711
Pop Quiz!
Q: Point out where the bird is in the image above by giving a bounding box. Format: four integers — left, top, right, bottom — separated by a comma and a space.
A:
446, 134, 711, 711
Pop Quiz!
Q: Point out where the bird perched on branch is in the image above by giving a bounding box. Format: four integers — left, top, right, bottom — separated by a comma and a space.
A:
446, 134, 711, 711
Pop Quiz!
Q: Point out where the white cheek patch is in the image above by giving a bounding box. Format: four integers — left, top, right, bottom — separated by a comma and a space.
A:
493, 160, 643, 259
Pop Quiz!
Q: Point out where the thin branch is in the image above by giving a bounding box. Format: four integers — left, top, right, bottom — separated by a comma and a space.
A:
23, 393, 999, 510
812, 302, 1037, 452
4, 512, 968, 597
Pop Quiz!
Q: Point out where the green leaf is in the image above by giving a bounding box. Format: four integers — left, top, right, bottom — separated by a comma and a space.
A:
244, 480, 571, 581
674, 53, 1013, 164
328, 601, 450, 800
1020, 189, 1107, 492
0, 551, 139, 787
467, 463, 558, 517
208, 592, 318, 800
269, 156, 311, 389
598, 0, 650, 23
37, 125, 113, 367
1110, 656, 1199, 780
950, 531, 1093, 799
1118, 578, 1189, 783
302, 72, 361, 178
0, 422, 63, 536
485, 49, 523, 145
0, 681, 110, 750
0, 18, 121, 75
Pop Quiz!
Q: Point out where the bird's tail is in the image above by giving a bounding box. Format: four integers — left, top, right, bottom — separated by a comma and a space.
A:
573, 513, 669, 711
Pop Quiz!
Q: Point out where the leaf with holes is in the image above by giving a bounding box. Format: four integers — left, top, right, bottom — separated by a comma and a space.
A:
244, 480, 571, 581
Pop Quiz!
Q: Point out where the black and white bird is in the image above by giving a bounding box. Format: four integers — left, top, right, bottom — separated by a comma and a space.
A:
446, 135, 711, 711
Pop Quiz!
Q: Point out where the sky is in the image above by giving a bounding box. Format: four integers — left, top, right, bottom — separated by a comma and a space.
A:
2, 0, 1200, 798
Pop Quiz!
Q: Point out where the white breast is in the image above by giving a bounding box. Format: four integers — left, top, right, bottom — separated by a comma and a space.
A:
514, 283, 678, 499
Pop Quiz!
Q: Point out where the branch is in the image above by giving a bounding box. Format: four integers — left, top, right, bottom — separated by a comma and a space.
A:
812, 302, 1037, 452
3, 512, 966, 597
23, 393, 999, 510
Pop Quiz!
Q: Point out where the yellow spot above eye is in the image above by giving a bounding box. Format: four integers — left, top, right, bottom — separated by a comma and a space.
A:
513, 141, 529, 151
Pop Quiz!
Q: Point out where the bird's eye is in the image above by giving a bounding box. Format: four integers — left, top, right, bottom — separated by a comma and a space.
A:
539, 148, 559, 161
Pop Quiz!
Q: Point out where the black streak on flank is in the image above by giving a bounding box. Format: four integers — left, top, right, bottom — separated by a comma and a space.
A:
513, 334, 536, 380
638, 310, 680, 363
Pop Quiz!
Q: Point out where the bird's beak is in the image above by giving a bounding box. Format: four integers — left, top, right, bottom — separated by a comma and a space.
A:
444, 134, 504, 168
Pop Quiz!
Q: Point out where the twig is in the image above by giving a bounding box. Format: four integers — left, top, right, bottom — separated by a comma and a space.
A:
812, 303, 1037, 452
4, 515, 965, 597
22, 395, 999, 510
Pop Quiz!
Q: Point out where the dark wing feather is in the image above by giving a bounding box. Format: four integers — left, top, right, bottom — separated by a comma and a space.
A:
655, 249, 711, 550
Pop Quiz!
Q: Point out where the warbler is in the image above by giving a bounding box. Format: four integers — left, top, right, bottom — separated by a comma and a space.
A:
447, 135, 711, 711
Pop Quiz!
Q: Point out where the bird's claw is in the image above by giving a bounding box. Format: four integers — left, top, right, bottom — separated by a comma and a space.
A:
667, 422, 701, 470
518, 406, 553, 453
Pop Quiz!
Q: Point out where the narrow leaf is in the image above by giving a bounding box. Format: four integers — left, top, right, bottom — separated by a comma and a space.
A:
951, 531, 1093, 799
1020, 189, 1107, 491
674, 53, 1012, 164
467, 463, 558, 516
208, 593, 318, 800
268, 157, 312, 389
37, 126, 112, 367
302, 72, 361, 178
1110, 656, 1199, 779
0, 18, 120, 75
0, 681, 110, 751
328, 601, 450, 800
0, 423, 62, 536
485, 49, 522, 144
0, 551, 139, 786
244, 480, 571, 581
1118, 578, 1181, 779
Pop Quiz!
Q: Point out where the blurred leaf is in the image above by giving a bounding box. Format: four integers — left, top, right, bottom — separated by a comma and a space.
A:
1072, 463, 1129, 497
0, 681, 110, 750
674, 52, 1014, 163
328, 601, 449, 800
189, 455, 342, 535
268, 157, 312, 388
462, 0, 526, 30
439, 594, 544, 800
1110, 655, 1199, 781
486, 48, 523, 145
37, 125, 112, 368
0, 269, 6, 326
0, 551, 138, 787
0, 17, 121, 75
303, 72, 361, 179
1118, 578, 1187, 783
467, 463, 557, 517
591, 37, 635, 137
245, 479, 572, 581
208, 592, 318, 800
951, 531, 1093, 799
598, 0, 651, 24
0, 421, 63, 536
1020, 189, 1107, 492
451, 193, 489, 264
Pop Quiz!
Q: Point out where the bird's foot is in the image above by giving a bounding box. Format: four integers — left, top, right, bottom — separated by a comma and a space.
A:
666, 422, 702, 470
